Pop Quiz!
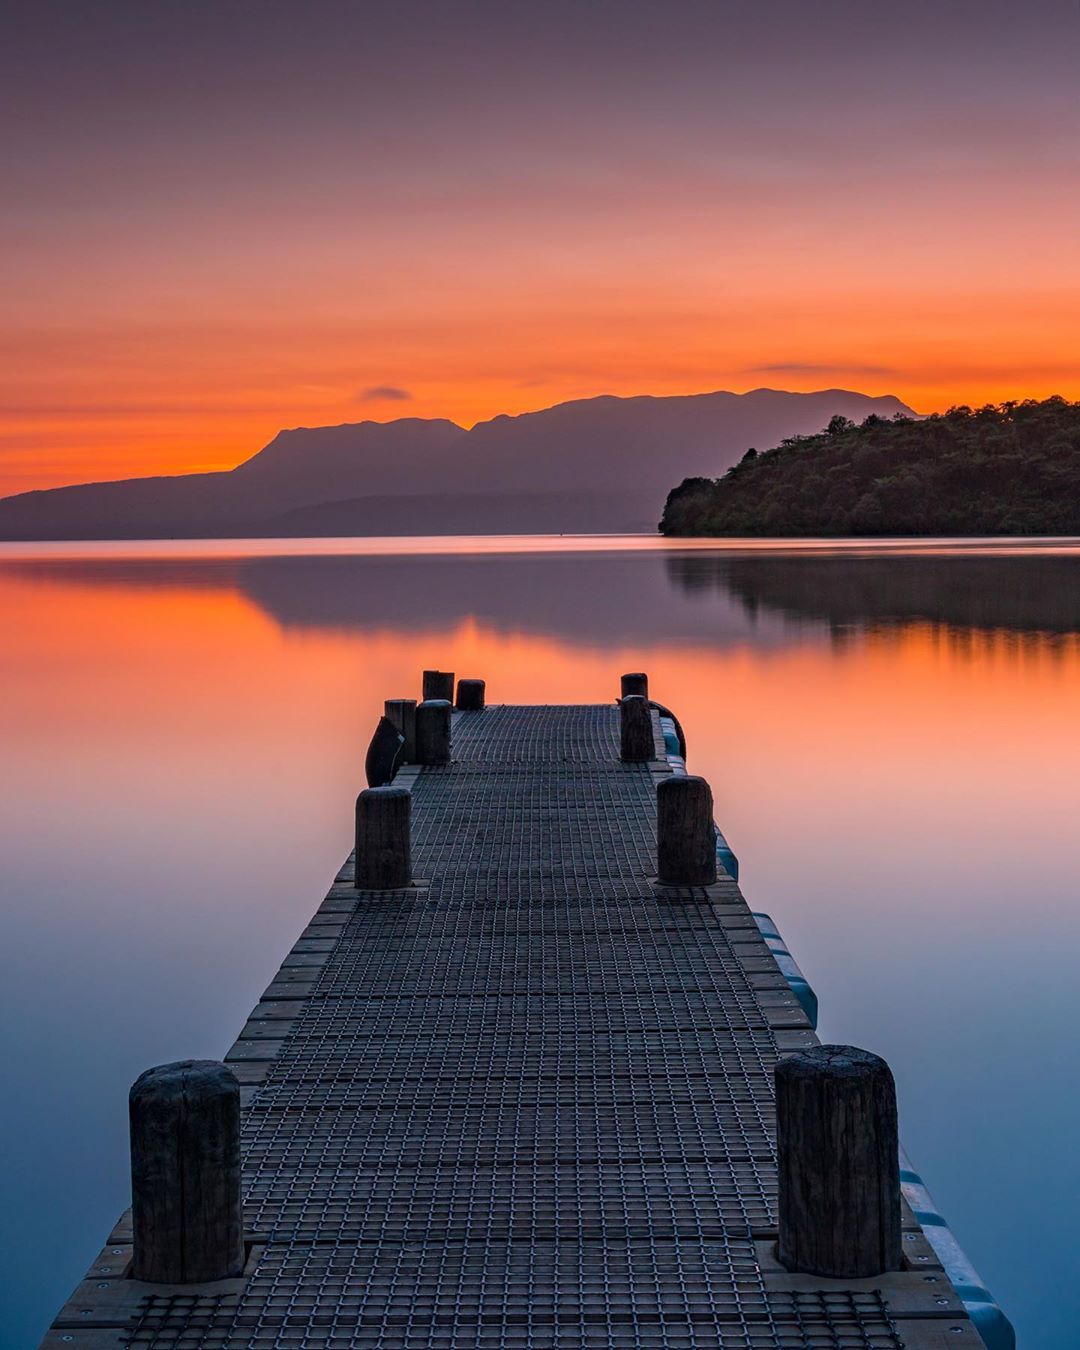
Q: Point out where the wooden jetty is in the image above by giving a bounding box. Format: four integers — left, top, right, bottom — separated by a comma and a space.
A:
41, 674, 1003, 1349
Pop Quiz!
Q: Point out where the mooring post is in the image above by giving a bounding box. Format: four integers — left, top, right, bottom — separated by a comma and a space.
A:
384, 698, 417, 761
656, 775, 717, 885
456, 678, 486, 711
422, 669, 455, 702
355, 785, 412, 888
776, 1044, 902, 1278
621, 671, 649, 700
620, 694, 654, 761
129, 1060, 244, 1284
364, 714, 405, 787
415, 698, 452, 765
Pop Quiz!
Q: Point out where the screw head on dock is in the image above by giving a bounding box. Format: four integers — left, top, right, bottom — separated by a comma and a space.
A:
776, 1044, 902, 1278
415, 698, 452, 765
656, 774, 717, 885
422, 669, 455, 702
619, 694, 654, 762
129, 1060, 244, 1284
456, 678, 486, 711
620, 671, 649, 700
355, 785, 412, 888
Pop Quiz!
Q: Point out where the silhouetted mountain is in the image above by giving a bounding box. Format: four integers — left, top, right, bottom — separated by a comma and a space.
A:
0, 388, 913, 539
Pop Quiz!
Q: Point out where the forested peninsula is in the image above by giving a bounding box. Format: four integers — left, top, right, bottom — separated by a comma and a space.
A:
660, 397, 1080, 536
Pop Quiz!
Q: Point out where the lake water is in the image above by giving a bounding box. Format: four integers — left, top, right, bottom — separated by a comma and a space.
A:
2, 535, 1077, 1347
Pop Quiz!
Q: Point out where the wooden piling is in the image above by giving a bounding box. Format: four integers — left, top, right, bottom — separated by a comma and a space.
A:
621, 671, 649, 699
422, 669, 455, 702
456, 678, 486, 711
384, 698, 417, 761
776, 1044, 902, 1278
129, 1060, 244, 1284
415, 698, 452, 765
657, 775, 717, 885
365, 714, 405, 787
620, 694, 654, 762
355, 785, 412, 888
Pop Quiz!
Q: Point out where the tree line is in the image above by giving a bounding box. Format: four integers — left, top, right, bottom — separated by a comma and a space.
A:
660, 397, 1080, 536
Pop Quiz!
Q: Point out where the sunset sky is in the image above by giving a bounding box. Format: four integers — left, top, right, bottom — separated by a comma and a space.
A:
4, 0, 1079, 496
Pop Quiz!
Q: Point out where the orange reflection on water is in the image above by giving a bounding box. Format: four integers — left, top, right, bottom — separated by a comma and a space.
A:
2, 542, 1080, 1350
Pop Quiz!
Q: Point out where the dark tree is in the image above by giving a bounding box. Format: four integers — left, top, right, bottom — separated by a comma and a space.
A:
660, 397, 1080, 537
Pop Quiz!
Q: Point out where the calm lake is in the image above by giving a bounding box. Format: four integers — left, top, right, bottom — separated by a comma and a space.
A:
2, 535, 1077, 1347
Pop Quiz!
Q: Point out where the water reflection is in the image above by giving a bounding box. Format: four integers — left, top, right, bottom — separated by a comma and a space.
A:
1, 538, 1077, 1347
667, 549, 1080, 646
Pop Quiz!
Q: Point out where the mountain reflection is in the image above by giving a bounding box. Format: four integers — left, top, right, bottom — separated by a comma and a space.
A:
2, 541, 1080, 649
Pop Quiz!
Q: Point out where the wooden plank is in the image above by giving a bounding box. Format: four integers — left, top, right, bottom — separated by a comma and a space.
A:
224, 1038, 286, 1062
50, 1243, 256, 1328
891, 1320, 982, 1347
247, 998, 303, 1018
774, 1029, 820, 1052
225, 1061, 272, 1085
756, 1243, 966, 1317
260, 976, 315, 1000
238, 1014, 298, 1039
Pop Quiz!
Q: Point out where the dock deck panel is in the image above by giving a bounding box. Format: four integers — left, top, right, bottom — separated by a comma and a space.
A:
42, 704, 977, 1349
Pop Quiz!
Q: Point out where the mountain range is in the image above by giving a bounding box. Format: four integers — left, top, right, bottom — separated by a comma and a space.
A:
0, 387, 914, 539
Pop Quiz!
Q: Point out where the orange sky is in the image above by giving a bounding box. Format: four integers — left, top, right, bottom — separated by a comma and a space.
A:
4, 3, 1079, 497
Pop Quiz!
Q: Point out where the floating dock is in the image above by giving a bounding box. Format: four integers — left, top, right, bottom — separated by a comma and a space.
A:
41, 681, 1010, 1349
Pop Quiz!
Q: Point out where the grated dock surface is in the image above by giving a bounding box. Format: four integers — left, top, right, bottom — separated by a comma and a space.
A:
47, 703, 958, 1349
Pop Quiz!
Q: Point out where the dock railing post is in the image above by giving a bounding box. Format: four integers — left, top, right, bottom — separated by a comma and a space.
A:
776, 1045, 902, 1278
355, 785, 412, 888
415, 698, 452, 765
620, 671, 649, 699
455, 678, 485, 711
384, 698, 417, 761
656, 775, 717, 885
129, 1060, 244, 1284
422, 669, 455, 702
620, 694, 654, 762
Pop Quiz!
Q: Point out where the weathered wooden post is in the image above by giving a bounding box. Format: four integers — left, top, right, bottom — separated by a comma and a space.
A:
129, 1060, 244, 1284
364, 714, 405, 787
620, 694, 654, 762
621, 671, 649, 699
656, 775, 717, 885
415, 698, 452, 765
456, 678, 486, 711
422, 669, 455, 702
776, 1045, 902, 1278
355, 785, 412, 888
384, 698, 417, 761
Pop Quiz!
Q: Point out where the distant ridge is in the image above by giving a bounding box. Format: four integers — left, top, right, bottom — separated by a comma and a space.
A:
0, 388, 914, 539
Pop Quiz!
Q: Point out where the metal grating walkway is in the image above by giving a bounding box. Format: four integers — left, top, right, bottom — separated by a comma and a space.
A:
44, 703, 977, 1349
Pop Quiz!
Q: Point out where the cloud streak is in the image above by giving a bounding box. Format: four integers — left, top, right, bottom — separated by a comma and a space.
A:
358, 385, 412, 402
748, 362, 899, 377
